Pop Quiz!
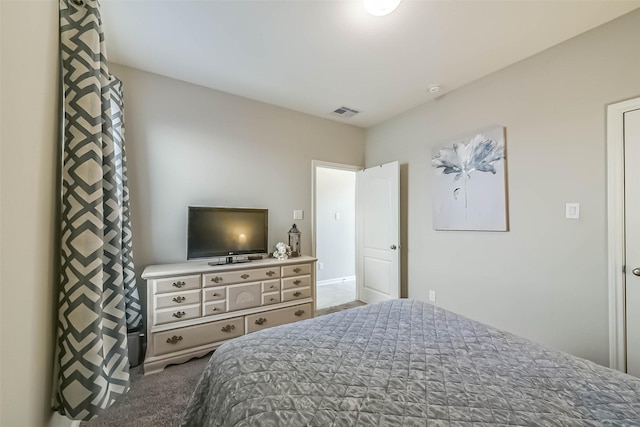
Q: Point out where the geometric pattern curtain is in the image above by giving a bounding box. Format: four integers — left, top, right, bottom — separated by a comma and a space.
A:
55, 0, 142, 420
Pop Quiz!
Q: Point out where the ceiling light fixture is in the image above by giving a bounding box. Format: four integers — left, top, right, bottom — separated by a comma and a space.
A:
428, 84, 441, 94
363, 0, 401, 16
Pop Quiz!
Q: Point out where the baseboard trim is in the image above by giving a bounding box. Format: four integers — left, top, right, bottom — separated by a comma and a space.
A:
317, 276, 356, 287
48, 411, 81, 427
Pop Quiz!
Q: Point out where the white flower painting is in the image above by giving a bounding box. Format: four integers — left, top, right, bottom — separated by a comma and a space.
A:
431, 126, 508, 231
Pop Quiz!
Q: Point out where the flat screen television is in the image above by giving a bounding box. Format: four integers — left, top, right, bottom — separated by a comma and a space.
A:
187, 207, 268, 262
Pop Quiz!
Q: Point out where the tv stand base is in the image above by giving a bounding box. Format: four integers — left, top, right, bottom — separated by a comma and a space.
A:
207, 256, 252, 266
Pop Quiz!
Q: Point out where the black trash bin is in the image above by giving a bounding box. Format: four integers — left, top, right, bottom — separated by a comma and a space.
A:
127, 326, 144, 368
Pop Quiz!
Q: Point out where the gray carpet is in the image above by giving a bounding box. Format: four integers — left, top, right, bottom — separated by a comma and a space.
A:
81, 354, 210, 427
83, 300, 365, 426
315, 299, 365, 316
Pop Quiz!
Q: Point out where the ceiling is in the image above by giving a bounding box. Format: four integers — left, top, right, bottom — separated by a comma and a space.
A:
101, 1, 640, 128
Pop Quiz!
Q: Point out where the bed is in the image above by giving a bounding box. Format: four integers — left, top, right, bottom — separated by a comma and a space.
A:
181, 299, 640, 426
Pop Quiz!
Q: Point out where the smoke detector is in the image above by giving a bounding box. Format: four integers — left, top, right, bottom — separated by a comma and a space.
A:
331, 106, 360, 118
427, 84, 441, 94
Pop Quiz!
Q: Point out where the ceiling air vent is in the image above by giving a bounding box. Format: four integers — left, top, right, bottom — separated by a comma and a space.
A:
331, 106, 360, 119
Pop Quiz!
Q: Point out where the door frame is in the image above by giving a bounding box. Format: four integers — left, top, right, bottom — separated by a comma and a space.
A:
607, 96, 640, 372
311, 160, 362, 308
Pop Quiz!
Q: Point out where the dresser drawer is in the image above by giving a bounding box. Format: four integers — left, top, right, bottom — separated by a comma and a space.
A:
246, 303, 311, 334
202, 300, 226, 316
154, 304, 200, 326
282, 275, 310, 290
203, 286, 226, 302
227, 283, 261, 311
262, 280, 281, 293
203, 267, 280, 287
154, 275, 200, 294
282, 264, 311, 277
153, 316, 244, 356
262, 292, 281, 305
282, 287, 311, 302
155, 290, 201, 309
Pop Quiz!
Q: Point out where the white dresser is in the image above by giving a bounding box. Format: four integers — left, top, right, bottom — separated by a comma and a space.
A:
142, 256, 316, 374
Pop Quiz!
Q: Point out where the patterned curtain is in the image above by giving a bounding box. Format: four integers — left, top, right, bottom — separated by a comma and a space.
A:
54, 0, 142, 420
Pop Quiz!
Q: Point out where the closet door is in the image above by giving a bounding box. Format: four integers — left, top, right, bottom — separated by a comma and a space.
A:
625, 108, 640, 376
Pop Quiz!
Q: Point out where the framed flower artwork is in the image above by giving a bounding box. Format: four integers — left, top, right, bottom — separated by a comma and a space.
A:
431, 126, 509, 231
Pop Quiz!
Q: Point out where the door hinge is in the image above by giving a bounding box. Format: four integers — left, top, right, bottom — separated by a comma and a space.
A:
623, 265, 626, 274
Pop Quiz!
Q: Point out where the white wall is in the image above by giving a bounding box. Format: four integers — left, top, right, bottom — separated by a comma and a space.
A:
108, 64, 365, 307
365, 9, 640, 366
0, 1, 71, 426
316, 167, 356, 282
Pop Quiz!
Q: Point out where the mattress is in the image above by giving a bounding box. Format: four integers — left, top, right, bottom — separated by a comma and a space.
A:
181, 299, 640, 426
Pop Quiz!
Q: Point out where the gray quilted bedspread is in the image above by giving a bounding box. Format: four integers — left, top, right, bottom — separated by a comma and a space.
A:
181, 299, 640, 426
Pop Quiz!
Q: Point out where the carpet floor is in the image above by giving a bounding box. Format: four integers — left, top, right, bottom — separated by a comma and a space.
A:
82, 300, 365, 427
80, 354, 210, 427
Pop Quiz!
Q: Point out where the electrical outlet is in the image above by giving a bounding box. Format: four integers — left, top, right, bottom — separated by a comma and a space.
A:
318, 262, 324, 270
428, 290, 436, 302
293, 210, 304, 220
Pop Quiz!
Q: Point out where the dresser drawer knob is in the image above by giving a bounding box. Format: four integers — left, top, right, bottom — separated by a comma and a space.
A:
166, 335, 183, 344
293, 280, 301, 285
254, 317, 267, 325
172, 311, 186, 319
293, 268, 302, 273
211, 276, 223, 283
212, 292, 219, 297
269, 285, 275, 289
269, 298, 274, 302
266, 271, 275, 277
221, 324, 235, 333
241, 274, 250, 279
293, 291, 301, 297
172, 296, 186, 303
172, 281, 185, 288
211, 307, 218, 311
294, 310, 305, 317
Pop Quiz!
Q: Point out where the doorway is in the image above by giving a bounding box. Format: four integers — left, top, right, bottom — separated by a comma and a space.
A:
313, 162, 359, 309
607, 96, 640, 374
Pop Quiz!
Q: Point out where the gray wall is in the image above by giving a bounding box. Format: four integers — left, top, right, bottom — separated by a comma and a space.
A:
365, 9, 640, 366
316, 167, 356, 282
109, 64, 365, 306
0, 1, 72, 426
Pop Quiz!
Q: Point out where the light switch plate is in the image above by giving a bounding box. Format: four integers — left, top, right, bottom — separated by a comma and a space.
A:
428, 290, 436, 302
293, 209, 304, 220
565, 203, 580, 219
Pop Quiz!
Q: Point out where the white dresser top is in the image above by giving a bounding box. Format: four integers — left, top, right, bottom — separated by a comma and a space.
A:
142, 255, 317, 279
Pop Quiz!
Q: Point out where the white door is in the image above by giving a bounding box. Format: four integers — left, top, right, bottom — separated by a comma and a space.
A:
356, 161, 400, 304
625, 108, 640, 376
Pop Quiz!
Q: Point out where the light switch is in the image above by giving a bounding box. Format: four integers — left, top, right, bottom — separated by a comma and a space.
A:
293, 210, 304, 220
428, 290, 436, 302
565, 203, 580, 219
334, 212, 340, 220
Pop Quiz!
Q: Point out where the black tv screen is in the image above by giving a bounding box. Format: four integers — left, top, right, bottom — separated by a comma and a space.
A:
187, 207, 268, 260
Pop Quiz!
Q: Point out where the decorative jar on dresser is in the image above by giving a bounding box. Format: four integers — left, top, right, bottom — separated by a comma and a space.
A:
142, 255, 316, 374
